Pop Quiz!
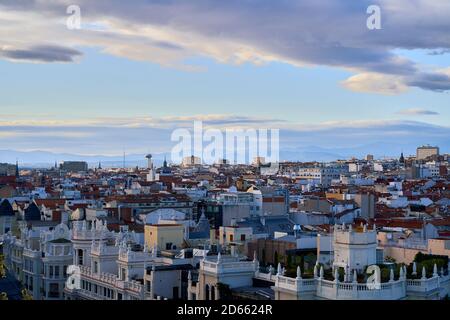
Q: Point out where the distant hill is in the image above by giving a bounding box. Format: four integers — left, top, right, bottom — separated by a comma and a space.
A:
1, 140, 448, 168
0, 150, 168, 168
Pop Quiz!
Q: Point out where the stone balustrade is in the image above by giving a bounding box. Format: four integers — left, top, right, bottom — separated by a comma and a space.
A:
79, 265, 143, 294
267, 271, 449, 300
201, 259, 258, 275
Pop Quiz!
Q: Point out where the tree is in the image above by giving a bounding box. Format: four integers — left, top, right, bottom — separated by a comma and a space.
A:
286, 255, 293, 268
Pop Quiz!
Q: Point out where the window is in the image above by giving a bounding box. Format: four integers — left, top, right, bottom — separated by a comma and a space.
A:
49, 283, 59, 298
240, 234, 246, 241
94, 261, 98, 273
77, 249, 83, 265
63, 266, 67, 276
49, 266, 54, 277
229, 235, 234, 242
55, 266, 60, 277
173, 287, 179, 300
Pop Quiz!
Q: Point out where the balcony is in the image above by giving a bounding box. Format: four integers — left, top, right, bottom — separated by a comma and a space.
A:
272, 273, 450, 300
78, 266, 143, 295
201, 258, 257, 275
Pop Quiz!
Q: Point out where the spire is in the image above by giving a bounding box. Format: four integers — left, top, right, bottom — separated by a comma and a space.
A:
163, 156, 168, 168
313, 264, 318, 279
433, 264, 438, 277
269, 265, 274, 275
296, 266, 302, 280
319, 266, 324, 279
390, 268, 395, 282
277, 263, 282, 276
422, 266, 427, 279
412, 262, 417, 276
15, 159, 19, 177
98, 161, 102, 170
353, 270, 358, 283
217, 251, 222, 263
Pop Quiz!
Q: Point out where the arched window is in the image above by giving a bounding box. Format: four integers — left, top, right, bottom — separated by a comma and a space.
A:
211, 286, 215, 301
205, 284, 210, 301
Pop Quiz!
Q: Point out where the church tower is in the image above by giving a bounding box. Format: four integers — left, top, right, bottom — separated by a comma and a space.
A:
15, 159, 19, 178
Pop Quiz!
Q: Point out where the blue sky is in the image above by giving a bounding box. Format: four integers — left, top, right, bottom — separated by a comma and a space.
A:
0, 1, 449, 160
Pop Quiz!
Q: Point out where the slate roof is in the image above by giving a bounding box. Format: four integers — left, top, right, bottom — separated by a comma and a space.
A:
0, 199, 14, 217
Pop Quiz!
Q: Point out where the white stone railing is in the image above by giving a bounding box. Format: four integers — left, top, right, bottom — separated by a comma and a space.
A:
91, 244, 119, 256
80, 266, 118, 286
315, 278, 406, 300
273, 272, 450, 300
276, 276, 298, 291
273, 276, 319, 293
406, 276, 441, 293
118, 250, 152, 263
22, 247, 41, 258
256, 272, 277, 282
76, 289, 114, 300
79, 265, 143, 294
201, 259, 257, 274
273, 274, 408, 300
72, 229, 111, 241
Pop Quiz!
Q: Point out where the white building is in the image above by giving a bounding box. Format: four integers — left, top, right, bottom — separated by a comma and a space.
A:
297, 166, 347, 187
332, 224, 377, 272
65, 219, 196, 300
2, 223, 73, 300
417, 145, 439, 160
146, 154, 156, 182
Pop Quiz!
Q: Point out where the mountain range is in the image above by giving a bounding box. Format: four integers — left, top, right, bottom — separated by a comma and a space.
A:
2, 141, 446, 168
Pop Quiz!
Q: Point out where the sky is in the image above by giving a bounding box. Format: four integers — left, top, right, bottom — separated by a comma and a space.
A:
0, 0, 449, 162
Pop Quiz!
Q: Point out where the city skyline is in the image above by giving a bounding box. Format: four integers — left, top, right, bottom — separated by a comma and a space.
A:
0, 1, 449, 158
1, 1, 449, 305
